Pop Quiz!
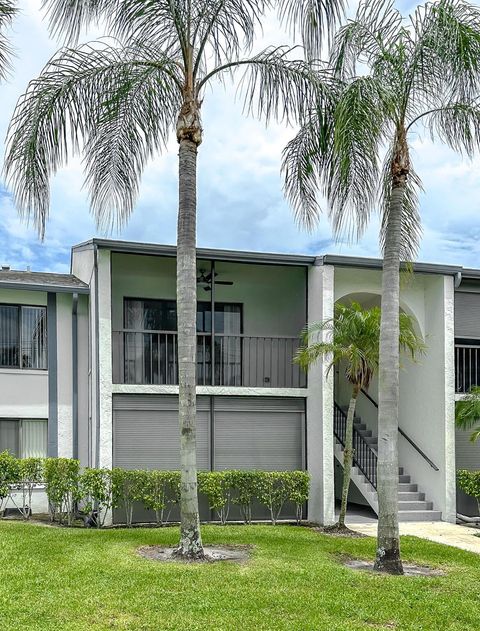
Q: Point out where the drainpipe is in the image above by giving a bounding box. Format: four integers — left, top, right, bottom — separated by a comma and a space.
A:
454, 271, 462, 289
72, 293, 79, 459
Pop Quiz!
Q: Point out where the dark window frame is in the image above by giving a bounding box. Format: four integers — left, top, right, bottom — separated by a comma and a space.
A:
123, 297, 244, 334
0, 302, 48, 371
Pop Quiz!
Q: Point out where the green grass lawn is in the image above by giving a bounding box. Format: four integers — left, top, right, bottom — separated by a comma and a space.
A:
0, 522, 479, 630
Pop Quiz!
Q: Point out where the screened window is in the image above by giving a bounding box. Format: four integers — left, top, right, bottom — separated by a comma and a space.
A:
0, 419, 47, 458
0, 305, 47, 369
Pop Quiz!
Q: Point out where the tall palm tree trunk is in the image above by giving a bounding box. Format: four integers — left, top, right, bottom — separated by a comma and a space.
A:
374, 128, 409, 575
338, 383, 360, 527
175, 91, 204, 558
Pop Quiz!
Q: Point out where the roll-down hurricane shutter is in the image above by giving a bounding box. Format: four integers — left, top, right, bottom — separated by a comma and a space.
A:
213, 396, 305, 471
455, 292, 480, 338
113, 394, 210, 470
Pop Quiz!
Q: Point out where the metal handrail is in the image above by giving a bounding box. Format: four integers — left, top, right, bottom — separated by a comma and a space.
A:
360, 388, 439, 472
334, 402, 378, 489
115, 328, 299, 340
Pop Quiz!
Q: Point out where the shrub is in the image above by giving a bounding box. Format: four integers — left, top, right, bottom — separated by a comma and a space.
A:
256, 471, 292, 525
286, 471, 310, 525
139, 470, 180, 526
229, 470, 259, 524
112, 468, 145, 527
0, 451, 21, 513
15, 458, 44, 520
44, 458, 81, 525
80, 468, 114, 527
198, 471, 234, 525
457, 470, 480, 515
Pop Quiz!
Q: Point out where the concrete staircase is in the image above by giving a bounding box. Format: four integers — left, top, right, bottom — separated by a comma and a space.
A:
334, 408, 442, 522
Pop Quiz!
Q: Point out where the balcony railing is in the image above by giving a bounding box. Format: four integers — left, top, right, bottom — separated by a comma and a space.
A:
455, 343, 480, 393
112, 330, 306, 388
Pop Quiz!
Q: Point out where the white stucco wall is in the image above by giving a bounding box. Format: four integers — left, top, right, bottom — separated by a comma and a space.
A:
306, 263, 335, 525
333, 267, 456, 522
97, 249, 113, 470
57, 293, 73, 458
397, 275, 456, 522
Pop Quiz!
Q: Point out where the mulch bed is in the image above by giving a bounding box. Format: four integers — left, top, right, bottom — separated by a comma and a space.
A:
315, 524, 368, 538
343, 558, 445, 577
137, 544, 253, 564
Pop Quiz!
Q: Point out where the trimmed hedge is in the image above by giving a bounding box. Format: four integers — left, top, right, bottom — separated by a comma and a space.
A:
0, 451, 310, 527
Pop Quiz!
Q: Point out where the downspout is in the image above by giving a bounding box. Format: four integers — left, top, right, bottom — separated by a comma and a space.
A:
72, 292, 79, 459
94, 244, 101, 469
454, 271, 462, 289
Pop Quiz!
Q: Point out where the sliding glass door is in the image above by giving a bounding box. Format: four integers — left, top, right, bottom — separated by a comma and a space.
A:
123, 299, 242, 385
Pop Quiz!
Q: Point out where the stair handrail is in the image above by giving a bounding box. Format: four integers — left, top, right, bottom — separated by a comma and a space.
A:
360, 388, 440, 472
333, 402, 378, 489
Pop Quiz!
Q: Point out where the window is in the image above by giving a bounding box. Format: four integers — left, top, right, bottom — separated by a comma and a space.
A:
0, 419, 47, 458
123, 298, 243, 385
0, 305, 47, 369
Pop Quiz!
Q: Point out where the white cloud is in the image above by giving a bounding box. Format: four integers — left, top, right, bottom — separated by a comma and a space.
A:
1, 1, 480, 272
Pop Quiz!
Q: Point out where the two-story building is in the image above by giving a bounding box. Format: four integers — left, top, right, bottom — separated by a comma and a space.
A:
2, 237, 480, 523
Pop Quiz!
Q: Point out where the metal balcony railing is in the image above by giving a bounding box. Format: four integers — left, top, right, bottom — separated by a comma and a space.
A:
112, 330, 306, 388
455, 343, 480, 393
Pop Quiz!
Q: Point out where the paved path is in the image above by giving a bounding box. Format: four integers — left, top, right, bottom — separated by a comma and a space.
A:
348, 520, 480, 555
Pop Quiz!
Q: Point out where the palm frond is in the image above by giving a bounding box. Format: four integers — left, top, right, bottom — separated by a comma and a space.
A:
456, 386, 480, 442
326, 76, 390, 242
277, 0, 345, 59
0, 0, 16, 80
200, 46, 331, 126
4, 40, 181, 236
424, 99, 480, 158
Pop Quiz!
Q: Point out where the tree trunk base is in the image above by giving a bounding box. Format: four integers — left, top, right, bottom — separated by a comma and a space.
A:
373, 547, 404, 575
172, 546, 206, 561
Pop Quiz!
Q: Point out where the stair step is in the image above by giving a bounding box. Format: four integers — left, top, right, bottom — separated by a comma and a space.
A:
398, 491, 425, 501
354, 423, 367, 431
398, 483, 418, 492
398, 501, 433, 511
399, 474, 411, 483
357, 429, 372, 438
364, 436, 377, 445
398, 510, 442, 522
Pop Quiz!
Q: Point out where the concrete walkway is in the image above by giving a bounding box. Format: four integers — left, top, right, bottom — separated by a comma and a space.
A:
348, 520, 480, 555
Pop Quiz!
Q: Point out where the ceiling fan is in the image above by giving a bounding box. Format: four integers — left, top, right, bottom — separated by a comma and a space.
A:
196, 269, 234, 292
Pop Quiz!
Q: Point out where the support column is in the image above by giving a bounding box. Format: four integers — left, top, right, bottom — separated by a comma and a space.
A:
306, 262, 335, 525
47, 292, 58, 457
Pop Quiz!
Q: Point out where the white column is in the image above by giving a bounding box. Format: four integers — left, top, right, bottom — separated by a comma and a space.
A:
443, 275, 456, 522
97, 248, 113, 470
306, 262, 335, 525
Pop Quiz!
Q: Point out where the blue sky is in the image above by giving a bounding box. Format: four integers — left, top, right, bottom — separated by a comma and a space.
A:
1, 0, 480, 272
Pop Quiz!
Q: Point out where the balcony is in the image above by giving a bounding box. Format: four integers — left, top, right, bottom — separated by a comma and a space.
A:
112, 329, 306, 388
455, 343, 480, 393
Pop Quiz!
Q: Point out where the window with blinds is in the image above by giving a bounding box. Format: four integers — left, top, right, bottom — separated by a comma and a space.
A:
0, 305, 47, 369
0, 419, 47, 458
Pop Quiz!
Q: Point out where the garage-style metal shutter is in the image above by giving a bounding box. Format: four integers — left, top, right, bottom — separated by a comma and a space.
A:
113, 394, 210, 470
455, 292, 480, 338
213, 396, 305, 471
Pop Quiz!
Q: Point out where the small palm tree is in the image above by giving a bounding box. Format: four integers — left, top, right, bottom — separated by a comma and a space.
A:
284, 0, 480, 573
4, 0, 343, 558
456, 386, 480, 442
0, 0, 16, 79
296, 302, 423, 529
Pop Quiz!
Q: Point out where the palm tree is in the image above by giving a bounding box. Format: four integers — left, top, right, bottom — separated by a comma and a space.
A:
296, 302, 423, 529
0, 0, 16, 80
4, 0, 343, 558
283, 0, 480, 573
456, 386, 480, 442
